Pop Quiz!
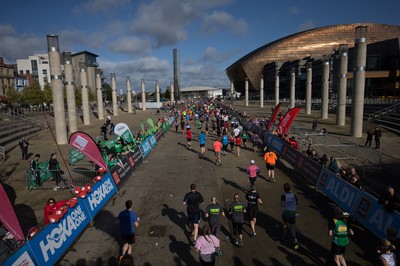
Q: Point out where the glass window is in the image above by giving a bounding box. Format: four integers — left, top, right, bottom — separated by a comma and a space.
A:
26, 70, 30, 74
43, 69, 47, 75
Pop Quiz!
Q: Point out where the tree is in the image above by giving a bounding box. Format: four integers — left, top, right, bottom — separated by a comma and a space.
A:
164, 88, 171, 99
102, 83, 112, 103
42, 82, 52, 105
7, 86, 21, 105
22, 80, 43, 105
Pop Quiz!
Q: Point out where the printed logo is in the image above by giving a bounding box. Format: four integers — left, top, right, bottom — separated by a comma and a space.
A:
73, 135, 88, 150
356, 197, 371, 218
87, 179, 115, 211
319, 173, 328, 187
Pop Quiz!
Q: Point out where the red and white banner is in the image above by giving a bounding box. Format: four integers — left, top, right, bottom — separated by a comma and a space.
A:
266, 103, 282, 131
69, 131, 108, 171
278, 107, 302, 135
0, 182, 24, 241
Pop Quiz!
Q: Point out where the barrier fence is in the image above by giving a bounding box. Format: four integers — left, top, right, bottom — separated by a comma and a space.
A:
239, 117, 400, 241
0, 146, 4, 161
3, 116, 174, 266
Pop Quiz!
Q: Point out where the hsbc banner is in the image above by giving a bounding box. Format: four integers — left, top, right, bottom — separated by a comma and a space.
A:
27, 199, 91, 266
352, 191, 400, 239
281, 143, 300, 168
127, 147, 143, 171
296, 153, 323, 185
316, 168, 362, 214
110, 156, 134, 189
139, 138, 151, 158
147, 134, 157, 148
83, 172, 117, 218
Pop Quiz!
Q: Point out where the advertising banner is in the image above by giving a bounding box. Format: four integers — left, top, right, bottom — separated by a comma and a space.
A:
316, 168, 362, 213
68, 148, 85, 165
69, 131, 108, 171
3, 247, 36, 266
110, 156, 134, 189
266, 103, 282, 131
139, 138, 152, 158
281, 143, 300, 168
114, 123, 135, 143
0, 182, 24, 241
147, 134, 157, 148
296, 153, 323, 185
83, 172, 117, 217
127, 148, 143, 171
278, 107, 302, 135
352, 191, 400, 239
266, 134, 285, 155
27, 199, 91, 266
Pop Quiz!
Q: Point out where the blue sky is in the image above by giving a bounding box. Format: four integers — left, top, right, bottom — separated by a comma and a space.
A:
0, 0, 399, 92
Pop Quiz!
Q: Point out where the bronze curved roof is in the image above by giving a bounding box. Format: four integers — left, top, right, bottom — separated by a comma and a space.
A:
225, 23, 400, 91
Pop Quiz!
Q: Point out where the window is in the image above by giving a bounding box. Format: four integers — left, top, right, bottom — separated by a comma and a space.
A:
26, 70, 30, 74
20, 70, 23, 74
43, 69, 47, 75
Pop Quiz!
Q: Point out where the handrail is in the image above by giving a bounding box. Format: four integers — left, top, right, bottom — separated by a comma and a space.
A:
368, 102, 400, 121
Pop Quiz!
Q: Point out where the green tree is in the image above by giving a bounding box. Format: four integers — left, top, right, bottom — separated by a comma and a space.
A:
42, 82, 52, 105
22, 80, 44, 105
102, 83, 112, 102
164, 88, 171, 99
7, 86, 21, 105
75, 88, 82, 107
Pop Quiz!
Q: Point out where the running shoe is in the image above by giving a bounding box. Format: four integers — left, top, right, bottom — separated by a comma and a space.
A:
294, 241, 299, 250
251, 232, 257, 238
234, 239, 239, 245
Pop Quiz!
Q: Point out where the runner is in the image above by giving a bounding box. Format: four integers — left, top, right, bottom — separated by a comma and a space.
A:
198, 131, 207, 157
229, 132, 235, 152
246, 185, 263, 237
183, 184, 204, 246
186, 127, 192, 149
205, 196, 225, 238
222, 132, 229, 155
246, 160, 260, 185
281, 183, 299, 250
264, 148, 278, 182
213, 138, 223, 166
235, 134, 242, 157
229, 193, 246, 246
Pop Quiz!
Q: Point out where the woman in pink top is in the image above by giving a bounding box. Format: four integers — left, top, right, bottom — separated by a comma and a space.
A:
195, 224, 220, 265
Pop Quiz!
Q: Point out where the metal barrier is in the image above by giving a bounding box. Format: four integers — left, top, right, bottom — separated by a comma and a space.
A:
26, 168, 96, 191
297, 133, 328, 148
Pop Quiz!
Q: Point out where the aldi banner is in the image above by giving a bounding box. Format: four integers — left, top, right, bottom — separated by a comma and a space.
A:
316, 168, 362, 213
352, 191, 400, 239
110, 156, 134, 188
27, 199, 91, 266
83, 172, 117, 217
296, 153, 323, 185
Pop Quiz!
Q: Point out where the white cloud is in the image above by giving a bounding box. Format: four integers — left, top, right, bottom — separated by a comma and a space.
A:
0, 24, 45, 62
202, 46, 236, 63
298, 20, 315, 32
201, 11, 248, 36
109, 36, 152, 55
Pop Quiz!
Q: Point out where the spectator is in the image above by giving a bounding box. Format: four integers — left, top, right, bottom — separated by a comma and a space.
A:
375, 127, 382, 149
44, 197, 67, 225
365, 127, 374, 148
378, 187, 400, 212
347, 167, 361, 189
376, 239, 397, 266
312, 116, 318, 132
328, 157, 341, 175
320, 126, 327, 135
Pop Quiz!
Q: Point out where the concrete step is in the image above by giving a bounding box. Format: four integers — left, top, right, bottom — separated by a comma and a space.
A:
0, 127, 42, 152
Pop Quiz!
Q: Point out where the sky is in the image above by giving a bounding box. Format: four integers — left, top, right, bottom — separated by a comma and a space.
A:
0, 0, 399, 92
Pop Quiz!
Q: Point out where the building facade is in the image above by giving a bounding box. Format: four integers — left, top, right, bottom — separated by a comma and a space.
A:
226, 23, 400, 99
16, 54, 50, 89
0, 57, 15, 98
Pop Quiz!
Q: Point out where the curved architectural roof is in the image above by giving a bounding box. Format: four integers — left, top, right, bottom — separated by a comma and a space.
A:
225, 23, 400, 92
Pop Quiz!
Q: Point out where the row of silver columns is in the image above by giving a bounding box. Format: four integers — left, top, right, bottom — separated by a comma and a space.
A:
245, 78, 249, 107
321, 56, 330, 119
47, 35, 67, 144
305, 62, 312, 114
170, 82, 175, 103
126, 76, 132, 113
260, 75, 264, 108
80, 63, 90, 125
351, 26, 368, 137
156, 80, 160, 104
274, 71, 279, 106
64, 52, 77, 133
96, 73, 104, 120
141, 79, 146, 110
111, 73, 118, 116
290, 68, 296, 109
336, 44, 348, 126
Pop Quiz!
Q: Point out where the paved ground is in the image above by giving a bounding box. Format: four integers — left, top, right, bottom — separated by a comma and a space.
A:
1, 101, 400, 266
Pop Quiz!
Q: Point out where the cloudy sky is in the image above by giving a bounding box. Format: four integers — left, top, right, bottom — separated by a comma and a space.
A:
0, 0, 399, 92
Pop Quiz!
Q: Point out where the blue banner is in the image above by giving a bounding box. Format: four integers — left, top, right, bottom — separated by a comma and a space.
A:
147, 134, 157, 148
84, 172, 118, 217
27, 199, 91, 266
352, 191, 400, 239
316, 168, 362, 213
139, 138, 151, 158
266, 134, 285, 154
3, 245, 37, 266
